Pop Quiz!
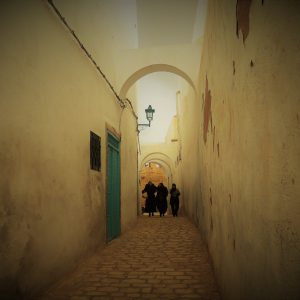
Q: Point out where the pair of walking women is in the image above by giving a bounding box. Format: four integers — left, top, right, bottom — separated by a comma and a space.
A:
142, 182, 180, 217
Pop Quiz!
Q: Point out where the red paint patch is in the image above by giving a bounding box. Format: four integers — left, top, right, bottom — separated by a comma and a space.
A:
203, 76, 212, 144
236, 0, 252, 43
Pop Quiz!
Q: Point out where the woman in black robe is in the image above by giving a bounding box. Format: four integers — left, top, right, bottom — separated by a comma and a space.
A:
156, 183, 168, 217
170, 183, 180, 217
142, 181, 157, 217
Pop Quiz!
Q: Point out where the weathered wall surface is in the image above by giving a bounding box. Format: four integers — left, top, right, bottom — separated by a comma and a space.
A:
120, 92, 138, 231
0, 1, 137, 298
180, 0, 300, 299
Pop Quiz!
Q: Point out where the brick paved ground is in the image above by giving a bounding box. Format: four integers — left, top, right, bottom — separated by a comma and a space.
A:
35, 215, 220, 300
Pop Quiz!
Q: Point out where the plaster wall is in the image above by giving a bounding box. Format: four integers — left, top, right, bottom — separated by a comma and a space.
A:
120, 87, 139, 231
115, 44, 202, 93
177, 82, 202, 220
165, 116, 179, 144
54, 0, 203, 98
0, 1, 137, 298
54, 0, 139, 88
180, 0, 300, 299
114, 0, 206, 93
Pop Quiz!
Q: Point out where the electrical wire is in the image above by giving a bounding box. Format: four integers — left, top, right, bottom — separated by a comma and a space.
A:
47, 0, 125, 107
47, 0, 142, 135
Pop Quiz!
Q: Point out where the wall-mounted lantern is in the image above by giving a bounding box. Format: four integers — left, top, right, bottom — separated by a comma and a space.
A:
138, 105, 155, 131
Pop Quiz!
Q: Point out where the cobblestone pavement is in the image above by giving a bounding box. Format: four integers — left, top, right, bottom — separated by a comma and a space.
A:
35, 215, 220, 300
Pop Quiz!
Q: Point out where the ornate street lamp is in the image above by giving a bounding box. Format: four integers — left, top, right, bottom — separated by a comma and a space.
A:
138, 105, 155, 131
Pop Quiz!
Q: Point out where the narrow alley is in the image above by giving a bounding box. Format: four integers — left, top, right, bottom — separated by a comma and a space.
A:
1, 1, 299, 300
34, 216, 220, 300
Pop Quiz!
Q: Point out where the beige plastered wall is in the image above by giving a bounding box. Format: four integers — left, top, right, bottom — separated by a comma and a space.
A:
179, 1, 300, 299
0, 1, 137, 298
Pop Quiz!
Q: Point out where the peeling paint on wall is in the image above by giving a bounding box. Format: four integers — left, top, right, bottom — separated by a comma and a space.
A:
236, 0, 252, 43
183, 0, 300, 298
203, 76, 212, 144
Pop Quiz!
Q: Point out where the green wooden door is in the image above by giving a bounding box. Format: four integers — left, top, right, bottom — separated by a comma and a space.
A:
107, 133, 120, 242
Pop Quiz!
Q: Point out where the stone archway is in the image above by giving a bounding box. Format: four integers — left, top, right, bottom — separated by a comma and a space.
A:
140, 152, 174, 183
119, 63, 196, 99
122, 65, 192, 215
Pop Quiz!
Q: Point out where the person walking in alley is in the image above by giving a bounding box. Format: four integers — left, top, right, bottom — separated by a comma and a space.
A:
142, 181, 157, 217
170, 183, 180, 217
156, 182, 168, 217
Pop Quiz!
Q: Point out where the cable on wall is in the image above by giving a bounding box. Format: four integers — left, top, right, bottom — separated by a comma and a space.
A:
47, 0, 128, 108
125, 98, 138, 120
46, 0, 145, 143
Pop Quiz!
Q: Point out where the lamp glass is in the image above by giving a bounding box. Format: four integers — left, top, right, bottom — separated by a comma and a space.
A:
145, 105, 155, 122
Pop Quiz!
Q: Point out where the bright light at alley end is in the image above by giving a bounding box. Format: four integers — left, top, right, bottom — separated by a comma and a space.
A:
138, 105, 155, 131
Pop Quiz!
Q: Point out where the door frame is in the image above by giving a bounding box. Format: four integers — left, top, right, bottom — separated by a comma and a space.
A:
106, 124, 121, 242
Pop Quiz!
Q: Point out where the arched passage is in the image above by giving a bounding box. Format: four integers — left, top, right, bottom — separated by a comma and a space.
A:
140, 152, 174, 180
138, 152, 175, 215
119, 64, 196, 99
139, 161, 168, 214
127, 66, 191, 215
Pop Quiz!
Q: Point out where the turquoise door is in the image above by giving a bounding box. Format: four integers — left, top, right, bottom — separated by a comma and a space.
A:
107, 133, 120, 242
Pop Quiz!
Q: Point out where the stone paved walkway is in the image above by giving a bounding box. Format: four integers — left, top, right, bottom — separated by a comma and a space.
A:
35, 215, 220, 300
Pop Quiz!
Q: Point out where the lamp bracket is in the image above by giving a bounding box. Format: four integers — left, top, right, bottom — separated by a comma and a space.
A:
137, 121, 151, 131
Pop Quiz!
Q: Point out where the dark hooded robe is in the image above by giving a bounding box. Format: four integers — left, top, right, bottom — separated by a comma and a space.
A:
170, 184, 180, 216
142, 182, 157, 213
156, 183, 168, 215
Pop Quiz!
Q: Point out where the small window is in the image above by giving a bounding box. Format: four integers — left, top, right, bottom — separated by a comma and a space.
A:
90, 131, 101, 171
